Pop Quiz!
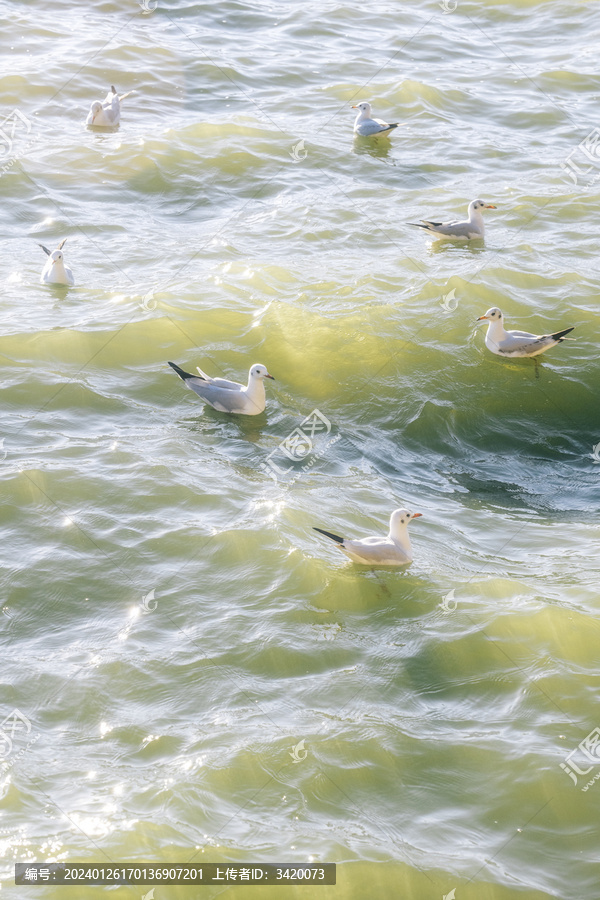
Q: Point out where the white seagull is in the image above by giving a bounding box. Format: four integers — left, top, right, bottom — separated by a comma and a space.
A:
39, 239, 74, 286
409, 199, 496, 240
477, 307, 575, 358
313, 508, 422, 566
352, 101, 400, 137
168, 361, 274, 415
86, 85, 134, 127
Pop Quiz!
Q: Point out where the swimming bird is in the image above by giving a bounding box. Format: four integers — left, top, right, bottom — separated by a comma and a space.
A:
476, 307, 575, 358
39, 239, 74, 286
352, 101, 400, 137
409, 199, 496, 240
86, 85, 134, 126
313, 508, 422, 566
168, 361, 274, 415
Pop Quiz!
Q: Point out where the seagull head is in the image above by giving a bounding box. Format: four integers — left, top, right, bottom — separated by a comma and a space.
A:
477, 307, 503, 322
89, 100, 102, 122
249, 364, 275, 381
469, 199, 497, 214
50, 250, 64, 265
351, 101, 372, 115
390, 508, 422, 533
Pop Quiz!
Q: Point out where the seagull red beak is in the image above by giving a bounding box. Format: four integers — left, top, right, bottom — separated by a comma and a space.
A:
351, 106, 358, 109
412, 512, 423, 518
477, 315, 489, 320
484, 204, 497, 209
265, 373, 275, 380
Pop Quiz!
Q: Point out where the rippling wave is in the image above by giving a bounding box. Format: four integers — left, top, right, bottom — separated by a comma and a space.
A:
1, 1, 599, 898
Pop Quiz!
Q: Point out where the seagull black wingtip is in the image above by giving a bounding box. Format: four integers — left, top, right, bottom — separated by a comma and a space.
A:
313, 527, 345, 545
168, 361, 194, 380
552, 326, 575, 342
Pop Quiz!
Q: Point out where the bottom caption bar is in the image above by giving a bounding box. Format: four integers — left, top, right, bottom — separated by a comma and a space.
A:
15, 863, 336, 886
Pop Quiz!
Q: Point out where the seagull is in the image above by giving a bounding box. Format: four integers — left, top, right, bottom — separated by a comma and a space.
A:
352, 101, 400, 137
86, 85, 134, 126
168, 361, 274, 415
39, 239, 74, 286
476, 307, 575, 358
409, 199, 496, 240
313, 508, 422, 566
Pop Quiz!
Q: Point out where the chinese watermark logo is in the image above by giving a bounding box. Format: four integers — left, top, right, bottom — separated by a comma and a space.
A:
0, 709, 40, 767
0, 709, 32, 758
289, 740, 308, 763
440, 288, 458, 311
0, 109, 31, 158
289, 139, 307, 163
561, 127, 600, 189
439, 0, 458, 12
138, 0, 157, 12
590, 442, 600, 463
140, 589, 157, 612
440, 589, 457, 613
139, 290, 157, 311
0, 109, 38, 178
261, 408, 340, 481
561, 725, 600, 790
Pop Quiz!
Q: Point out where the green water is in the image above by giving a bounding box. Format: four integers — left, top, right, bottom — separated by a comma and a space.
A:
1, 1, 599, 898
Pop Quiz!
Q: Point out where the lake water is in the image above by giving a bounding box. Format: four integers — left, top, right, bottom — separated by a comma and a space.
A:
1, 1, 600, 898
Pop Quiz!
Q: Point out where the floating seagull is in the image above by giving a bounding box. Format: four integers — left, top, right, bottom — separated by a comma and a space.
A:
168, 361, 274, 415
409, 199, 496, 240
313, 508, 422, 566
86, 85, 134, 126
477, 307, 575, 358
352, 101, 400, 137
39, 239, 74, 286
